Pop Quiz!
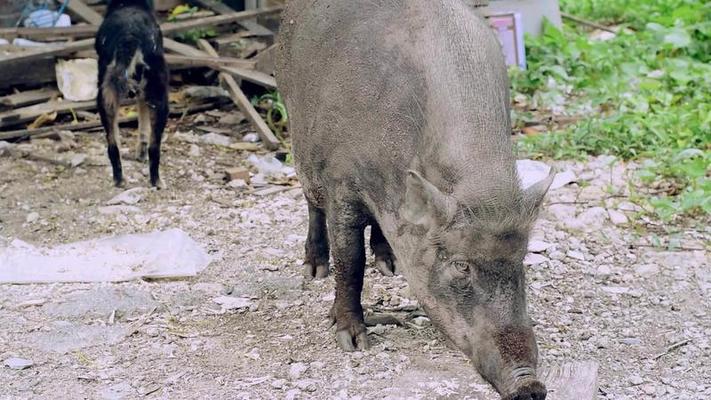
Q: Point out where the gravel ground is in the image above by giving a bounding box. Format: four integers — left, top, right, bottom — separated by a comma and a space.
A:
0, 125, 709, 399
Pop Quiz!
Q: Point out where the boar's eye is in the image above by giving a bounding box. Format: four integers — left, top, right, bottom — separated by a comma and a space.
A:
450, 260, 471, 275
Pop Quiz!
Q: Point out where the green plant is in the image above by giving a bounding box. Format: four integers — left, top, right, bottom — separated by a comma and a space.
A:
176, 28, 217, 44
514, 1, 711, 221
251, 91, 289, 137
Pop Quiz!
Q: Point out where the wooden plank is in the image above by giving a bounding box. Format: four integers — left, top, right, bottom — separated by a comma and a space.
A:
160, 6, 283, 35
0, 38, 96, 67
196, 39, 279, 150
165, 54, 255, 69
0, 7, 282, 67
219, 65, 276, 90
0, 25, 97, 40
164, 38, 206, 57
254, 44, 277, 75
540, 361, 598, 400
0, 100, 96, 128
0, 88, 59, 108
0, 57, 57, 90
189, 0, 273, 41
64, 0, 104, 25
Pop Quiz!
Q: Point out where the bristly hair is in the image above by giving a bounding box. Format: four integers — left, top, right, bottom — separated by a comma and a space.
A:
448, 194, 541, 234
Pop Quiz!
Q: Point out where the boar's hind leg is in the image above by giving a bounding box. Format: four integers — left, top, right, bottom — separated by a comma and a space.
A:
328, 201, 369, 351
304, 203, 330, 279
370, 222, 396, 277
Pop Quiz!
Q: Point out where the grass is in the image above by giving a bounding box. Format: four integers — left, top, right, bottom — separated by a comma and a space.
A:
512, 0, 711, 221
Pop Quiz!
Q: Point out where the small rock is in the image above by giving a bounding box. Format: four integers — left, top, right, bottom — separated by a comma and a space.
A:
567, 250, 586, 261
295, 379, 318, 392
412, 316, 430, 326
608, 209, 628, 225
595, 264, 612, 277
288, 362, 309, 380
271, 379, 287, 389
4, 357, 33, 370
641, 384, 656, 396
524, 253, 549, 266
200, 132, 232, 147
285, 389, 301, 400
212, 296, 253, 311
188, 144, 201, 157
227, 179, 248, 189
528, 240, 553, 253
629, 375, 644, 386
620, 337, 641, 346
0, 141, 13, 156
107, 187, 147, 205
549, 250, 566, 260
242, 133, 260, 143
145, 327, 160, 337
219, 112, 246, 125
25, 212, 39, 224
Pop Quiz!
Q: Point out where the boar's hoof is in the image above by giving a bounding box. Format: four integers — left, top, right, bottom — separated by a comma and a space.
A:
502, 380, 547, 400
303, 263, 329, 280
336, 329, 369, 352
374, 255, 396, 277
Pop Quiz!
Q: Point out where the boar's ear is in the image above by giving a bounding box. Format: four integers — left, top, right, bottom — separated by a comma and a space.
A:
523, 168, 555, 213
402, 170, 455, 228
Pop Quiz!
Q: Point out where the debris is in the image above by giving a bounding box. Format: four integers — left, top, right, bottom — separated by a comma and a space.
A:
200, 132, 232, 147
224, 167, 251, 184
55, 59, 98, 101
653, 339, 691, 360
0, 229, 211, 283
4, 357, 33, 370
248, 154, 295, 178
183, 85, 230, 100
107, 187, 147, 206
196, 39, 280, 150
567, 250, 586, 261
212, 296, 253, 311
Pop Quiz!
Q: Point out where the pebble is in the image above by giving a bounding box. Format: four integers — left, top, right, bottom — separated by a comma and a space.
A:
629, 375, 644, 386
25, 212, 39, 224
289, 362, 309, 380
528, 240, 553, 253
524, 253, 549, 266
608, 209, 629, 225
285, 389, 301, 400
200, 132, 232, 147
107, 188, 147, 206
242, 133, 260, 143
271, 379, 287, 389
620, 337, 641, 345
567, 250, 586, 261
595, 264, 612, 277
188, 144, 201, 157
4, 357, 33, 370
295, 379, 318, 392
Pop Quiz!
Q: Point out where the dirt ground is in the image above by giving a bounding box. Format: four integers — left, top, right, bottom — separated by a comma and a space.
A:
0, 119, 709, 399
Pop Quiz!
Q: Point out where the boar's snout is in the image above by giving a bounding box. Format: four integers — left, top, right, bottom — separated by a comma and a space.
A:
473, 326, 546, 400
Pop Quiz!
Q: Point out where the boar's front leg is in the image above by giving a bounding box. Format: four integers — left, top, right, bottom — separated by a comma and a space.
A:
304, 203, 330, 279
370, 221, 396, 276
328, 200, 369, 351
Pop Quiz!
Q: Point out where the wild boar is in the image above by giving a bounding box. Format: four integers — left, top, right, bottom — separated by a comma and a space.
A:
276, 1, 554, 399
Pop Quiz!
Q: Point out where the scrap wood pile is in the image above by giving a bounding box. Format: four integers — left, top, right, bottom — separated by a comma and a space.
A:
0, 0, 298, 193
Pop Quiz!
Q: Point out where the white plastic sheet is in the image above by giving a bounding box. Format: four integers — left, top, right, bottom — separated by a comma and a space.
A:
0, 229, 211, 284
